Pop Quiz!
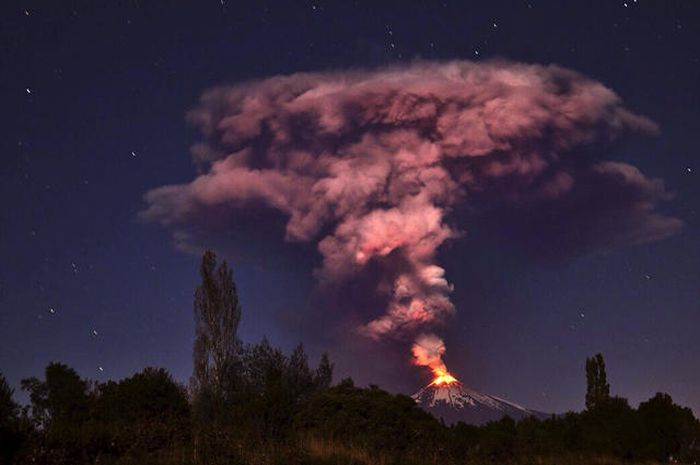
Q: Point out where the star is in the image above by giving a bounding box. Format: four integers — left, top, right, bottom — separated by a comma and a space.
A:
48, 307, 55, 314
98, 366, 104, 372
686, 167, 693, 173
131, 151, 137, 157
644, 274, 652, 280
25, 88, 32, 94
92, 329, 98, 336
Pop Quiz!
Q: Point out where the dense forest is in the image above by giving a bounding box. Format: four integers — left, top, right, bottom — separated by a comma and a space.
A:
1, 251, 699, 465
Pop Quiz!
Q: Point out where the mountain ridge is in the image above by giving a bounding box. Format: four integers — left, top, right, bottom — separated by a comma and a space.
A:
412, 380, 550, 425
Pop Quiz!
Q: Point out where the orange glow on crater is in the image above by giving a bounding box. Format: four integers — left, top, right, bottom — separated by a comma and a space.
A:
430, 367, 459, 386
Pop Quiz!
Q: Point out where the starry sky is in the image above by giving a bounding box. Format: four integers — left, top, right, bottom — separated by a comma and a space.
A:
2, 1, 699, 415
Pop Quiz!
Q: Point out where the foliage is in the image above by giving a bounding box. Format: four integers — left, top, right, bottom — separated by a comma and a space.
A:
90, 367, 190, 460
8, 359, 700, 465
192, 249, 242, 400
20, 362, 91, 464
0, 373, 19, 429
295, 380, 445, 459
21, 362, 89, 433
636, 392, 700, 461
585, 353, 610, 410
191, 250, 243, 462
4, 253, 700, 465
14, 365, 190, 465
0, 373, 23, 465
234, 341, 327, 442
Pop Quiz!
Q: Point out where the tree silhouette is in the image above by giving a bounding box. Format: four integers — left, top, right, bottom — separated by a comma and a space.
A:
92, 367, 190, 460
585, 353, 610, 410
0, 372, 22, 464
637, 392, 699, 461
6, 267, 700, 465
192, 250, 242, 400
21, 363, 89, 435
21, 363, 90, 464
190, 250, 243, 462
0, 373, 18, 429
314, 352, 333, 390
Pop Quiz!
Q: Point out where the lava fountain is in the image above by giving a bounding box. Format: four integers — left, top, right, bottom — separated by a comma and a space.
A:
430, 366, 459, 386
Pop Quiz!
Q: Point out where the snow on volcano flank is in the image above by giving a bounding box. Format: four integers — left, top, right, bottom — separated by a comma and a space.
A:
412, 376, 547, 425
409, 334, 543, 424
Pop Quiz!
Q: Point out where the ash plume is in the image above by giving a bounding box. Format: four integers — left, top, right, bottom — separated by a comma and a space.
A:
142, 60, 681, 369
412, 334, 448, 375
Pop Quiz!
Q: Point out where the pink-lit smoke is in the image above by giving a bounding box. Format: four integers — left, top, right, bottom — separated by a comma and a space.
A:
412, 333, 449, 376
142, 60, 681, 370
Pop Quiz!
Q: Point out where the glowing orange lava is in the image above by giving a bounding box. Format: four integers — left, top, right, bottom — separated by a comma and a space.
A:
430, 367, 459, 386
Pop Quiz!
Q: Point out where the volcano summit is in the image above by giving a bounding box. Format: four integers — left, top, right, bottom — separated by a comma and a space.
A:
412, 375, 549, 425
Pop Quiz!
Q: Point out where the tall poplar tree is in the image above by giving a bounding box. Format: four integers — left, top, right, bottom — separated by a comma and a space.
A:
191, 250, 241, 401
585, 353, 611, 409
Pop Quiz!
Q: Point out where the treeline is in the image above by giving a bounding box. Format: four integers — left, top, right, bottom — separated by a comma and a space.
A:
448, 391, 700, 464
3, 361, 699, 465
0, 341, 332, 465
1, 251, 699, 465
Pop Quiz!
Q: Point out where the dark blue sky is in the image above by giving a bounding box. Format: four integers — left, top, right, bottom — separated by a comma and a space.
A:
1, 0, 698, 414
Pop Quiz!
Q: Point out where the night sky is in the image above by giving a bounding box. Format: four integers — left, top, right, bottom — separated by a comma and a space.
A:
2, 1, 699, 415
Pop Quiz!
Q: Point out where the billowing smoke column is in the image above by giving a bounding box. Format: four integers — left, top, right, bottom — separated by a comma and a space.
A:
142, 60, 681, 374
412, 333, 453, 381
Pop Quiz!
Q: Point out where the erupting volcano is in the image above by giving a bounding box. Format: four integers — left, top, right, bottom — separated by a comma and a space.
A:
430, 367, 458, 387
413, 368, 548, 425
143, 60, 681, 387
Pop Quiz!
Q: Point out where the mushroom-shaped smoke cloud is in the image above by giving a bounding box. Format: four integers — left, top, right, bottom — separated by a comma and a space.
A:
142, 60, 681, 372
